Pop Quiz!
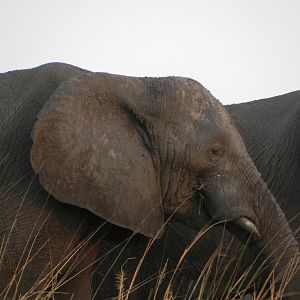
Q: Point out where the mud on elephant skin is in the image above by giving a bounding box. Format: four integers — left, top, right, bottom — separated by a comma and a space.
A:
0, 63, 298, 299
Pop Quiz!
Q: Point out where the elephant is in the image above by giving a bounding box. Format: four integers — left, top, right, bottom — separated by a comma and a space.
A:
93, 91, 300, 299
91, 92, 300, 299
0, 63, 298, 300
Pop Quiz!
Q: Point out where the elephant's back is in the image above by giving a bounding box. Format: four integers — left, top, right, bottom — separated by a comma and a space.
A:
227, 91, 300, 137
0, 63, 90, 182
0, 63, 89, 125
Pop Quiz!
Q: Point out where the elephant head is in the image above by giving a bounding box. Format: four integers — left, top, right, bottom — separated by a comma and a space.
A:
30, 72, 299, 295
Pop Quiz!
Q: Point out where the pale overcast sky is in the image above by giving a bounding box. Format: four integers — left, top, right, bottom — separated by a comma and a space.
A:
0, 0, 299, 104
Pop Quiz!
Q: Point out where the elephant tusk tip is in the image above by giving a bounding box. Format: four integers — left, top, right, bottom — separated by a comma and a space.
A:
235, 217, 260, 238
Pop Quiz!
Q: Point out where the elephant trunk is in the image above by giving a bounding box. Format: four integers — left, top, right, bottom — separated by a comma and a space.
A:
250, 180, 300, 299
204, 158, 300, 298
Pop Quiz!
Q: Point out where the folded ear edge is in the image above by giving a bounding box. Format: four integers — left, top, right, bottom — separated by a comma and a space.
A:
30, 73, 165, 238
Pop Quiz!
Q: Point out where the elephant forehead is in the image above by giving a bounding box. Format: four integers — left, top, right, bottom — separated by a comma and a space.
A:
173, 105, 232, 141
170, 80, 231, 128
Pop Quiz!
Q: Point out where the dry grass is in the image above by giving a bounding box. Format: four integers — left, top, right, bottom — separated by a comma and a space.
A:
113, 228, 298, 300
0, 222, 298, 300
0, 181, 298, 299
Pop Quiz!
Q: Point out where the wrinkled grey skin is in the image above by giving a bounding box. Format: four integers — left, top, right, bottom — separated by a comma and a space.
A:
0, 63, 298, 299
228, 92, 300, 297
228, 91, 300, 242
96, 92, 300, 299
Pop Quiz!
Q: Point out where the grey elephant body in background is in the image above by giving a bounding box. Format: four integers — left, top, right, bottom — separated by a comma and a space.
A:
0, 63, 299, 299
0, 64, 101, 300
228, 91, 300, 242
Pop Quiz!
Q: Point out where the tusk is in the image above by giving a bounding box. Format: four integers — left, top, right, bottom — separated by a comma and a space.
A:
235, 217, 261, 238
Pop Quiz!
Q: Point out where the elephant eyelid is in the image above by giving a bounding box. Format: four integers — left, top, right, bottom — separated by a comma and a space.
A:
211, 143, 224, 157
208, 143, 224, 163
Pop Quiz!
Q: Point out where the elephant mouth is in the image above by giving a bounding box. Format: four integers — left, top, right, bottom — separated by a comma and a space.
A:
234, 216, 260, 238
198, 192, 261, 239
197, 178, 261, 240
208, 212, 261, 240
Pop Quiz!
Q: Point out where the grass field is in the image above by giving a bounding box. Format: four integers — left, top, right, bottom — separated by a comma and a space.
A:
1, 218, 298, 300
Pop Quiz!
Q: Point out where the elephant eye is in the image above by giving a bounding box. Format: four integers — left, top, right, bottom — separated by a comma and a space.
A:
210, 143, 224, 159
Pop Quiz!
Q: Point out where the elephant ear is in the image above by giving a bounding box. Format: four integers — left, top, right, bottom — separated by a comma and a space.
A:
30, 73, 164, 238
